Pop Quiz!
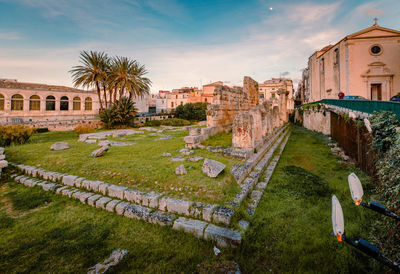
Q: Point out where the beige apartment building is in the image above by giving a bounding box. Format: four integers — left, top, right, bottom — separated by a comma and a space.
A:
259, 78, 294, 111
302, 20, 400, 103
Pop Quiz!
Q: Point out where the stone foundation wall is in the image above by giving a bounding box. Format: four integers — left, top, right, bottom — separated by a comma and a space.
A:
206, 76, 259, 128
302, 108, 331, 135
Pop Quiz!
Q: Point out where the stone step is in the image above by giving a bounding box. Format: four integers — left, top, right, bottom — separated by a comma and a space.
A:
11, 173, 241, 248
245, 130, 291, 216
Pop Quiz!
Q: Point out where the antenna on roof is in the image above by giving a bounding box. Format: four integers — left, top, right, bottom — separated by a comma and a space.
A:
373, 17, 378, 26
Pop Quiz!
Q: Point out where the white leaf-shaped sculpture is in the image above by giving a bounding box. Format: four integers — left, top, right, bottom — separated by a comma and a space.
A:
348, 173, 364, 205
332, 195, 344, 241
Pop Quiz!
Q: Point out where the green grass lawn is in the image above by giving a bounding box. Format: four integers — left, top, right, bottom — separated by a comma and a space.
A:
5, 128, 241, 205
201, 131, 232, 148
0, 125, 386, 273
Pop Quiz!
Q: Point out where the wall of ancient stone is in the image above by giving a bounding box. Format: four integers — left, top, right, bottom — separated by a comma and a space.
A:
206, 76, 259, 128
232, 99, 283, 149
302, 109, 331, 135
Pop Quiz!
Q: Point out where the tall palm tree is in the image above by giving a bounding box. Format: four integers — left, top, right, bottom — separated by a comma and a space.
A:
70, 51, 109, 109
108, 56, 151, 106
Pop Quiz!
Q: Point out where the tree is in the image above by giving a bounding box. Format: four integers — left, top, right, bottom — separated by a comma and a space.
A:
70, 51, 109, 109
107, 56, 151, 106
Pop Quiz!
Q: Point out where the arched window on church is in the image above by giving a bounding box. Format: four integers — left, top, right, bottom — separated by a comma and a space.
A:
85, 97, 92, 110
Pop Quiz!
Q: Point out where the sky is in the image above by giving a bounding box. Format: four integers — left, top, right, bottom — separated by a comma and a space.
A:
0, 0, 399, 93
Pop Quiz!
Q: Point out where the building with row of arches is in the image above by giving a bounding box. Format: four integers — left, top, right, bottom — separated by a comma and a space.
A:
0, 79, 99, 127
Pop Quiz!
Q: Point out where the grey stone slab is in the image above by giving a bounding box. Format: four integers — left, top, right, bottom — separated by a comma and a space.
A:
87, 194, 102, 206
115, 201, 130, 215
204, 224, 242, 248
238, 220, 250, 231
108, 185, 127, 200
123, 204, 150, 220
74, 177, 85, 188
172, 217, 207, 238
141, 192, 161, 208
202, 204, 216, 222
161, 198, 192, 215
56, 186, 69, 194
98, 183, 109, 195
82, 180, 103, 192
124, 189, 143, 204
250, 190, 263, 201
62, 175, 78, 187
212, 206, 234, 225
147, 211, 175, 226
256, 182, 268, 190
189, 202, 205, 219
96, 197, 112, 209
105, 199, 121, 213
41, 183, 58, 192
169, 158, 185, 162
202, 158, 225, 178
78, 192, 94, 204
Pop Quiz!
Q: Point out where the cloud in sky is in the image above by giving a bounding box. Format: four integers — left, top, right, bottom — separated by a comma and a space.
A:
0, 30, 21, 40
0, 0, 399, 92
365, 7, 384, 16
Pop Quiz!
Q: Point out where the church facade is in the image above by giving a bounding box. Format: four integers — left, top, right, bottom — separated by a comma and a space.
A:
301, 20, 400, 103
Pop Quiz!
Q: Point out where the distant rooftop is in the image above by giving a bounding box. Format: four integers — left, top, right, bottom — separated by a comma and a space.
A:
0, 79, 94, 93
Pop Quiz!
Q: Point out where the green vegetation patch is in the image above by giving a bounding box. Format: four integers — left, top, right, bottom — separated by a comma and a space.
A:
0, 212, 14, 229
202, 131, 232, 148
282, 165, 332, 199
6, 186, 52, 211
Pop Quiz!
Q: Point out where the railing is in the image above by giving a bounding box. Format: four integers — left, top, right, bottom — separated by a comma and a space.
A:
308, 99, 400, 118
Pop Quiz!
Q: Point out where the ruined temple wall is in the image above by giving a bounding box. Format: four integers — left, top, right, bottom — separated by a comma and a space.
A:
206, 76, 259, 127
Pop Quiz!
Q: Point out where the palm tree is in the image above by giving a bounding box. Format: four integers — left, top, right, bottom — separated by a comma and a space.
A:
108, 56, 151, 106
70, 51, 109, 109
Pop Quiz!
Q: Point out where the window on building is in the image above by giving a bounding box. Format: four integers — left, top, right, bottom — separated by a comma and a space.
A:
73, 97, 81, 110
370, 45, 382, 55
271, 93, 276, 98
0, 94, 4, 110
46, 95, 56, 111
334, 48, 339, 65
11, 94, 23, 110
171, 102, 174, 108
176, 95, 178, 99
85, 97, 92, 110
29, 95, 40, 111
205, 98, 207, 103
60, 96, 69, 111
180, 101, 183, 105
321, 58, 325, 72
260, 94, 265, 99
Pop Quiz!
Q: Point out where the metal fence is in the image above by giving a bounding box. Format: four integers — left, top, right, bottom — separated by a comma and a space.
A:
310, 99, 400, 118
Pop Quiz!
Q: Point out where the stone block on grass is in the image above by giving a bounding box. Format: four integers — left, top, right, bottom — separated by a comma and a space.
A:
105, 199, 121, 213
124, 189, 143, 204
172, 217, 207, 238
124, 204, 151, 220
98, 183, 109, 195
160, 198, 192, 215
148, 211, 175, 226
115, 201, 130, 215
74, 177, 85, 188
108, 185, 127, 200
62, 175, 78, 187
87, 194, 102, 206
213, 206, 234, 225
41, 183, 58, 192
141, 192, 161, 208
96, 197, 112, 209
204, 224, 242, 248
256, 182, 268, 190
202, 158, 225, 178
202, 204, 216, 222
78, 192, 94, 204
189, 202, 205, 218
56, 186, 69, 194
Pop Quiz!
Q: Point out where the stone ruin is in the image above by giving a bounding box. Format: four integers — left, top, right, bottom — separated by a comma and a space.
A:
185, 76, 290, 155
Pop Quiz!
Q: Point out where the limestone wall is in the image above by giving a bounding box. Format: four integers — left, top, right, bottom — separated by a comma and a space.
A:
302, 109, 331, 135
206, 76, 259, 128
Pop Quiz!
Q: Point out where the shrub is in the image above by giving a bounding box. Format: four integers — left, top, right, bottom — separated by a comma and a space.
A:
0, 125, 35, 146
175, 102, 207, 121
100, 97, 138, 129
369, 111, 400, 262
144, 118, 190, 127
74, 122, 101, 134
144, 120, 162, 127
